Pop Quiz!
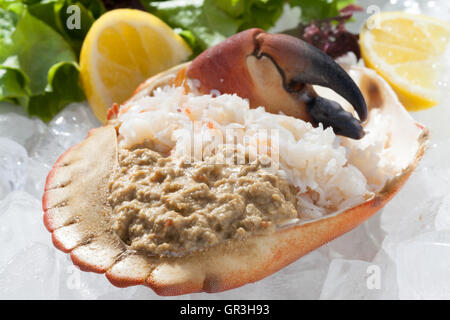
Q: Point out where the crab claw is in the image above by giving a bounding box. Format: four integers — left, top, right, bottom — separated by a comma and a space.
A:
187, 28, 368, 139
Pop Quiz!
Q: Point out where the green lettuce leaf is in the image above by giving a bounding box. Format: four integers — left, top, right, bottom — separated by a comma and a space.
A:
5, 0, 105, 56
289, 0, 355, 23
0, 4, 84, 121
0, 0, 356, 122
27, 61, 84, 120
29, 0, 104, 56
144, 0, 284, 55
144, 0, 354, 55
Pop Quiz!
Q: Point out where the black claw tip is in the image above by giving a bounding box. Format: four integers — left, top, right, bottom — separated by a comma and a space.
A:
307, 96, 365, 140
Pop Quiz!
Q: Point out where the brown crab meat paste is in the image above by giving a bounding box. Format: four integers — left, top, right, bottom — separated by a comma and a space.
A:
107, 147, 299, 257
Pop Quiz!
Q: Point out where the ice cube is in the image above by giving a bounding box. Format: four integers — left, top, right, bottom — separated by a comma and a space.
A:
417, 0, 450, 22
435, 194, 450, 231
25, 158, 52, 199
0, 138, 28, 199
0, 113, 46, 148
380, 142, 450, 244
372, 248, 399, 299
0, 243, 59, 299
0, 191, 51, 269
396, 231, 450, 299
131, 286, 172, 300
56, 251, 138, 300
325, 213, 385, 262
321, 248, 399, 300
29, 103, 101, 166
48, 102, 101, 141
413, 100, 450, 143
189, 249, 330, 300
383, 0, 421, 14
320, 258, 389, 299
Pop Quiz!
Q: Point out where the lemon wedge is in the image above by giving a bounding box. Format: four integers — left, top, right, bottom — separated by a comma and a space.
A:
80, 9, 192, 122
360, 12, 450, 111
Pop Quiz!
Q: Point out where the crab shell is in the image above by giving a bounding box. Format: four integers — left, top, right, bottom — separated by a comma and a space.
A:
42, 64, 427, 296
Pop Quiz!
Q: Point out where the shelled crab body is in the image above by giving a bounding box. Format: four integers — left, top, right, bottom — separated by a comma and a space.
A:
44, 29, 427, 295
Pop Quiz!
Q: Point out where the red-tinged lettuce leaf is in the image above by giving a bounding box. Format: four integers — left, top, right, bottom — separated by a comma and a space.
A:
286, 3, 362, 59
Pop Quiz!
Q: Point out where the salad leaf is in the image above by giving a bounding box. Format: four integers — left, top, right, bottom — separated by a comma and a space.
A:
144, 0, 355, 55
285, 4, 362, 59
27, 61, 84, 120
289, 0, 355, 23
0, 67, 28, 105
0, 0, 357, 122
0, 3, 84, 121
144, 0, 284, 55
16, 0, 105, 56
